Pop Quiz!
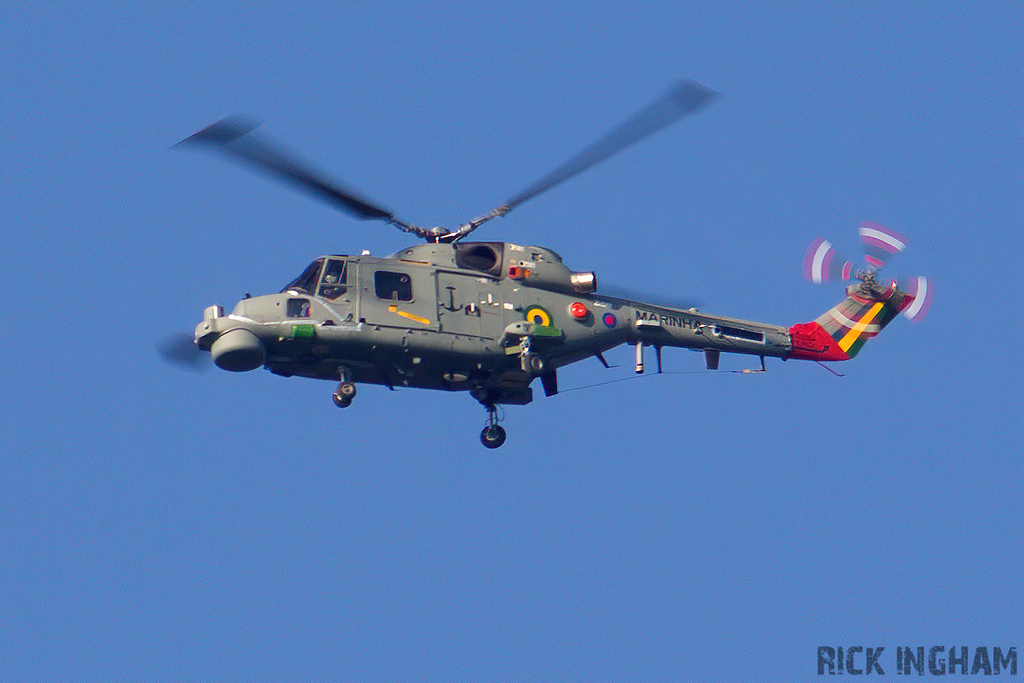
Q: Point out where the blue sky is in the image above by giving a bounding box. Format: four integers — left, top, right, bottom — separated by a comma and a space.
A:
3, 3, 1021, 681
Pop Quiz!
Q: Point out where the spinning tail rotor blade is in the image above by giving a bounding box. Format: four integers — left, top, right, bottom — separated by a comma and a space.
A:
901, 276, 934, 322
176, 116, 399, 224
804, 224, 932, 324
859, 221, 907, 270
804, 237, 854, 283
503, 80, 719, 212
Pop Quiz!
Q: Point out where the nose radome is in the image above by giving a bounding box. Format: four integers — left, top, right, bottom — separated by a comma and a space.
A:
211, 328, 265, 372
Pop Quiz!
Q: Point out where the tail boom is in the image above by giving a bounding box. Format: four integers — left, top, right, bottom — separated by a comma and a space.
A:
614, 277, 916, 368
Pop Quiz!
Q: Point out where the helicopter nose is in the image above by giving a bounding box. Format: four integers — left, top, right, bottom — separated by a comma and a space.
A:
194, 304, 266, 372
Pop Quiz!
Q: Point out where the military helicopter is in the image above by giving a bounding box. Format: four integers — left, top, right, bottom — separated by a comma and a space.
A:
167, 80, 933, 448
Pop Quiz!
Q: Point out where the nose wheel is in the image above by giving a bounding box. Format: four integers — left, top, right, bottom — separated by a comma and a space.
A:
479, 403, 507, 449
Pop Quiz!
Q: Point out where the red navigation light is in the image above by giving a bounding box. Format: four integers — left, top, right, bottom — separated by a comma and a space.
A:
569, 302, 588, 319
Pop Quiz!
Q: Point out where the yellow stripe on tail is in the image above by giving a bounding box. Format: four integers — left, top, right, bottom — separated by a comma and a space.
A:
838, 301, 885, 353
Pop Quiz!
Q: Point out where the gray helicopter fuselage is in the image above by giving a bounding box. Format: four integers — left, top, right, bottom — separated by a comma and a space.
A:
195, 241, 792, 405
176, 83, 925, 449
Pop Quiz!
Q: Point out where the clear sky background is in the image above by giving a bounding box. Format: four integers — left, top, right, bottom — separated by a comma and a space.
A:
3, 3, 1021, 681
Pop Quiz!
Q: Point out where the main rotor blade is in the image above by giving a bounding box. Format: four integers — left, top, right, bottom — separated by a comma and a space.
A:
503, 80, 719, 212
176, 116, 396, 223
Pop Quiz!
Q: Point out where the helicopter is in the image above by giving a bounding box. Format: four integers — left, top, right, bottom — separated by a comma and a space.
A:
167, 80, 933, 448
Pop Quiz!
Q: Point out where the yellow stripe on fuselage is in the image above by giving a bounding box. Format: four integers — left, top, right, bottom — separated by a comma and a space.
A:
838, 302, 885, 352
388, 305, 431, 325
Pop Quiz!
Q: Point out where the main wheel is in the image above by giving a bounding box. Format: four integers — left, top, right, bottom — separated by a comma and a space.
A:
333, 381, 356, 408
337, 381, 357, 399
480, 425, 507, 449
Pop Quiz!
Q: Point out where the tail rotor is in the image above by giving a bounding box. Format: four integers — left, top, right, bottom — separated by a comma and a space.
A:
803, 222, 934, 323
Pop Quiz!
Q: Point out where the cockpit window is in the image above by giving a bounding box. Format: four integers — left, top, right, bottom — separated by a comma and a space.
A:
374, 270, 413, 301
318, 259, 347, 299
282, 259, 324, 294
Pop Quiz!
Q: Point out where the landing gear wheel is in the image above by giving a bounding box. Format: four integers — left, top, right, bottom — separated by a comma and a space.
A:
332, 381, 356, 408
337, 381, 357, 399
478, 400, 507, 449
521, 352, 545, 375
480, 425, 507, 449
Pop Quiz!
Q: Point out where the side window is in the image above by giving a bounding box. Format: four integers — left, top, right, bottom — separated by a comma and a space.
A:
287, 298, 311, 318
374, 270, 413, 301
319, 259, 347, 300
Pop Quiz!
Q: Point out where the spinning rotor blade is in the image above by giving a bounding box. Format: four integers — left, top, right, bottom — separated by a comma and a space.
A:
859, 221, 907, 270
804, 237, 854, 284
803, 226, 933, 322
503, 80, 720, 212
179, 81, 718, 242
176, 116, 403, 225
901, 276, 934, 322
159, 333, 209, 372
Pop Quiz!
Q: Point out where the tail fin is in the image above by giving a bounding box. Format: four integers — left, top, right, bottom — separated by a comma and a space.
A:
788, 281, 913, 361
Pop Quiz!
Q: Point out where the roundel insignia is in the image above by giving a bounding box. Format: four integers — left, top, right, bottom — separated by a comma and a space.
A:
602, 312, 617, 328
524, 305, 552, 327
